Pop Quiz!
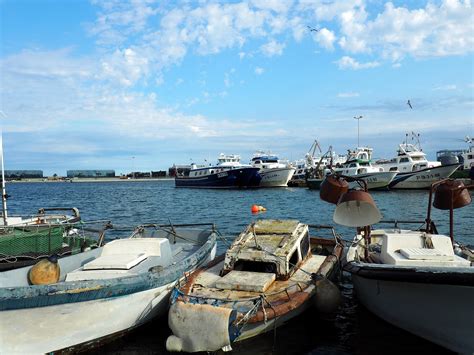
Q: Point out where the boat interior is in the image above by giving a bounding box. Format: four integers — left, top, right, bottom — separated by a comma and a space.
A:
348, 228, 473, 268
0, 225, 215, 288
182, 220, 340, 303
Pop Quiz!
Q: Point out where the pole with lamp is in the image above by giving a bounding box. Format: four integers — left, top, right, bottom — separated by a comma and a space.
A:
0, 112, 8, 226
354, 115, 363, 147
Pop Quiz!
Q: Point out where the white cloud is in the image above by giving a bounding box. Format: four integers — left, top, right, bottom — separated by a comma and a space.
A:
250, 0, 293, 14
254, 66, 264, 75
100, 48, 149, 86
314, 28, 336, 50
88, 0, 158, 45
335, 56, 380, 70
260, 39, 285, 57
337, 92, 360, 98
298, 0, 364, 22
338, 1, 474, 60
433, 84, 457, 91
81, 0, 474, 87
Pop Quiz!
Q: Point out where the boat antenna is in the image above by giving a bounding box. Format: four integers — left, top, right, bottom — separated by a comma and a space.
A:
0, 112, 8, 225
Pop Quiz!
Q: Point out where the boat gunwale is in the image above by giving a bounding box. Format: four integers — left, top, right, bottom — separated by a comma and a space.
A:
344, 260, 474, 286
0, 233, 217, 311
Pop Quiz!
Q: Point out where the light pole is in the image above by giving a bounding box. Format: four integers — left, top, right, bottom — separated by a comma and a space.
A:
132, 156, 135, 179
354, 115, 363, 147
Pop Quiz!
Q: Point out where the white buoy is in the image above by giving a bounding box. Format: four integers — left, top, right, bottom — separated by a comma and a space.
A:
166, 335, 183, 352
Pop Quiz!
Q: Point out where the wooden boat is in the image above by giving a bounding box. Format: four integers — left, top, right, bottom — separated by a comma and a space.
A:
166, 219, 343, 352
320, 177, 474, 353
0, 223, 217, 353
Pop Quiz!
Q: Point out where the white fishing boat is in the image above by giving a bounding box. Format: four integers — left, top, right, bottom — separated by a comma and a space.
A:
320, 176, 474, 353
374, 133, 460, 189
0, 223, 217, 353
460, 136, 473, 171
250, 152, 295, 187
333, 147, 397, 190
166, 219, 343, 352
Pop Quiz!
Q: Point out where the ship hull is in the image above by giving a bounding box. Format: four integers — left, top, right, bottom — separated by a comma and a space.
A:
389, 164, 460, 189
175, 168, 260, 188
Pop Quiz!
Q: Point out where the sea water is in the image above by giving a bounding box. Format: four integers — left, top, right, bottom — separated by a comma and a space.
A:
6, 180, 471, 354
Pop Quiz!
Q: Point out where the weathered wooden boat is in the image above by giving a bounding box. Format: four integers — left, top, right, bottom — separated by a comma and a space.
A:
321, 177, 474, 353
0, 223, 217, 353
166, 219, 343, 352
0, 208, 105, 271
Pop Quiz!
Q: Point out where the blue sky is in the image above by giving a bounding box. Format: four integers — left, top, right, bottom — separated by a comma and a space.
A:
1, 0, 473, 175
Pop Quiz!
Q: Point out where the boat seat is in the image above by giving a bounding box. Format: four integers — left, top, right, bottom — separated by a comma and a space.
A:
399, 248, 453, 261
83, 253, 148, 270
65, 238, 173, 282
215, 270, 276, 292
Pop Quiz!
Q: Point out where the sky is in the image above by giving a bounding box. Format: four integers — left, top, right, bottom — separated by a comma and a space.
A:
0, 0, 473, 175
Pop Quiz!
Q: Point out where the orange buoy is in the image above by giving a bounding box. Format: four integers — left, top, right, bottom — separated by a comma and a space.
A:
251, 205, 267, 213
28, 254, 60, 285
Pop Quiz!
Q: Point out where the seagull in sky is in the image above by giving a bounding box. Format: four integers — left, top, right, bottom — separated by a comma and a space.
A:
307, 25, 319, 32
407, 100, 413, 109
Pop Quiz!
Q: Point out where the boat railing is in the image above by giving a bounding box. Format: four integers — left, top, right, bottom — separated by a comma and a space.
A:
375, 219, 436, 233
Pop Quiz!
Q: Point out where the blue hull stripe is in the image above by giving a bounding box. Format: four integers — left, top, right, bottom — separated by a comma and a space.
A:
389, 164, 459, 188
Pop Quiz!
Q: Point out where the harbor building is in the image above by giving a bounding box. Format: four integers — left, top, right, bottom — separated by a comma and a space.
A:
67, 170, 115, 178
2, 170, 43, 180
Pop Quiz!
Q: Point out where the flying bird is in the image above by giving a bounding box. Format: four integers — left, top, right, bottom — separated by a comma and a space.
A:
307, 25, 319, 32
407, 100, 413, 109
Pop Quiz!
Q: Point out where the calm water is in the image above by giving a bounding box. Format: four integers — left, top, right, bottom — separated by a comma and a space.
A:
6, 180, 472, 354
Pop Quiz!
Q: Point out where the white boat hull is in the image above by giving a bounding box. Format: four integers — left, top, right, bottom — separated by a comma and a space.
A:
346, 171, 397, 190
0, 284, 173, 354
352, 275, 474, 354
389, 164, 459, 189
259, 167, 295, 187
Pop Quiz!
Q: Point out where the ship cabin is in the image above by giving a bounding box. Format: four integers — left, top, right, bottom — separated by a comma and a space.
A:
221, 220, 311, 283
187, 164, 230, 178
185, 154, 244, 178
251, 155, 280, 169
217, 154, 242, 167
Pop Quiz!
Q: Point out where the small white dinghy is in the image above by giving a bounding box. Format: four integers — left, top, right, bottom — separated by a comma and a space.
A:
0, 223, 217, 354
320, 177, 474, 354
166, 219, 343, 352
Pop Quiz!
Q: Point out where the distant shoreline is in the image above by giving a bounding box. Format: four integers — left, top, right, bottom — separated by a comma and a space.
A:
6, 177, 175, 183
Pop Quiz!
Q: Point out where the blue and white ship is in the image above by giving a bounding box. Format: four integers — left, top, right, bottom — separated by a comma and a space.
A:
250, 151, 295, 187
175, 154, 261, 188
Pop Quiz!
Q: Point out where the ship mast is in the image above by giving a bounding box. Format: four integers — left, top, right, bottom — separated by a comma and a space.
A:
0, 125, 7, 225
